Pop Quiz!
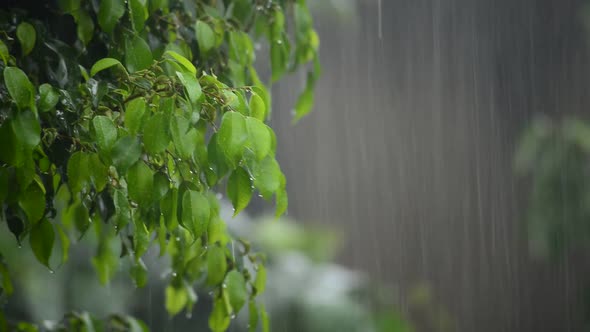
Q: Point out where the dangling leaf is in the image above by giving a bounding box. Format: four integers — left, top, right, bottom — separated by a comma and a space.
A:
29, 219, 55, 269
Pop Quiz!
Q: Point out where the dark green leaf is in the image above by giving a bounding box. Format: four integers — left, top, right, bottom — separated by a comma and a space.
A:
58, 0, 80, 14
113, 189, 131, 230
98, 0, 125, 33
19, 182, 45, 223
196, 20, 216, 53
29, 219, 55, 269
129, 0, 148, 32
217, 111, 247, 166
67, 152, 90, 194
4, 67, 35, 110
125, 34, 153, 73
143, 113, 170, 154
7, 216, 25, 244
169, 115, 196, 159
209, 297, 230, 332
161, 188, 179, 230
227, 167, 252, 216
38, 84, 60, 112
12, 110, 40, 149
62, 201, 89, 233
88, 153, 109, 192
76, 10, 94, 45
153, 172, 170, 202
182, 190, 210, 239
16, 22, 36, 55
90, 58, 125, 77
111, 136, 142, 173
127, 161, 153, 203
207, 245, 227, 285
92, 116, 117, 151
0, 40, 9, 64
225, 270, 247, 313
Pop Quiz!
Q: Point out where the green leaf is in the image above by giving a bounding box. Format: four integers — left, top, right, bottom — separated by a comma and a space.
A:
0, 40, 9, 64
63, 201, 89, 234
58, 0, 80, 13
208, 216, 228, 246
225, 270, 247, 313
56, 225, 70, 265
153, 172, 170, 202
125, 34, 153, 73
254, 264, 267, 295
92, 230, 119, 284
67, 152, 90, 194
165, 285, 188, 316
111, 136, 142, 173
182, 190, 210, 239
175, 70, 202, 108
293, 84, 315, 123
209, 298, 231, 332
227, 167, 252, 217
0, 258, 14, 296
29, 219, 55, 269
130, 259, 148, 287
88, 153, 108, 192
129, 0, 148, 32
217, 111, 247, 166
127, 161, 153, 203
207, 245, 227, 285
143, 113, 170, 154
113, 189, 131, 230
248, 300, 259, 332
196, 20, 216, 53
275, 183, 288, 218
164, 50, 196, 75
16, 22, 36, 55
124, 97, 147, 135
169, 115, 196, 159
161, 188, 179, 230
260, 304, 270, 332
19, 182, 45, 223
76, 10, 95, 45
92, 116, 117, 151
12, 110, 40, 149
245, 117, 271, 160
4, 67, 35, 110
249, 94, 266, 121
250, 156, 281, 200
90, 58, 125, 77
98, 0, 125, 33
38, 84, 60, 112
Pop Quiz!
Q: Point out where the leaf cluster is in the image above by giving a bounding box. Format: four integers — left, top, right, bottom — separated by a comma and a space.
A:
0, 0, 319, 330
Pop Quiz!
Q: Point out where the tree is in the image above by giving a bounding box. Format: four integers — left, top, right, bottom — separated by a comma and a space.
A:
0, 0, 320, 330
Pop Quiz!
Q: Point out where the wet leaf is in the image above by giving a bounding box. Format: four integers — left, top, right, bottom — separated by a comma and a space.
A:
165, 50, 196, 75
143, 113, 169, 154
19, 182, 45, 223
227, 167, 252, 216
29, 219, 55, 269
125, 34, 153, 73
165, 285, 188, 316
124, 97, 147, 135
254, 264, 267, 295
111, 136, 142, 173
92, 116, 117, 151
90, 58, 125, 77
127, 161, 153, 203
182, 190, 210, 238
225, 270, 247, 313
245, 117, 271, 160
207, 245, 226, 286
217, 111, 247, 166
98, 0, 125, 33
38, 84, 60, 112
4, 67, 35, 110
196, 20, 216, 53
249, 94, 266, 121
209, 297, 230, 332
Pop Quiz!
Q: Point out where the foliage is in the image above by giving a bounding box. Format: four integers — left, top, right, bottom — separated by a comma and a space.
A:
515, 117, 590, 258
0, 0, 319, 330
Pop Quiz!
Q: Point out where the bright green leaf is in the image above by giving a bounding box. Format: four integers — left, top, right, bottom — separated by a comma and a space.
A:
217, 111, 247, 166
245, 117, 271, 160
4, 67, 35, 110
248, 300, 258, 332
209, 297, 231, 332
90, 58, 125, 77
225, 270, 247, 313
164, 50, 196, 75
143, 113, 170, 154
124, 97, 147, 135
0, 40, 9, 64
38, 84, 60, 112
29, 219, 55, 269
207, 245, 227, 285
227, 167, 252, 217
260, 304, 270, 332
249, 94, 266, 121
175, 70, 202, 107
250, 156, 281, 200
127, 161, 153, 203
208, 216, 228, 246
254, 264, 267, 295
125, 34, 153, 73
88, 153, 108, 192
182, 190, 210, 239
92, 116, 117, 151
98, 0, 125, 33
196, 20, 216, 53
165, 285, 188, 316
111, 136, 142, 173
293, 85, 315, 123
16, 22, 36, 55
